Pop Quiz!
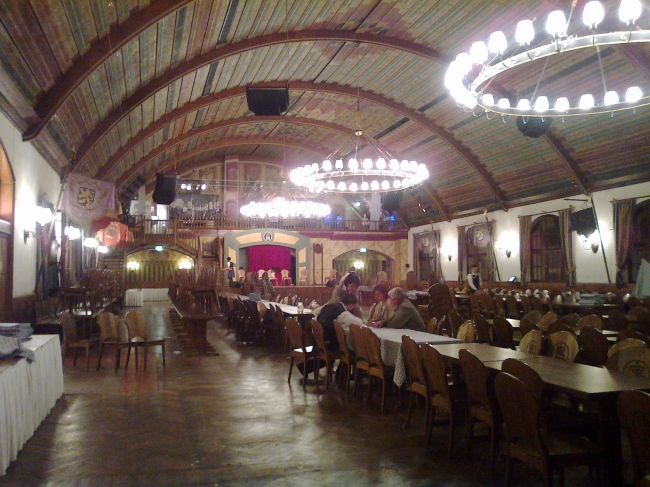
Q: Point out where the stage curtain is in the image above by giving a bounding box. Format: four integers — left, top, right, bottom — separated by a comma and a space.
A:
248, 245, 291, 275
558, 209, 576, 287
613, 198, 635, 287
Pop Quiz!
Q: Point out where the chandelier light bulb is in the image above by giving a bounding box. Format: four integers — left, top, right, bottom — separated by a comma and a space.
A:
546, 10, 568, 37
322, 159, 332, 171
400, 160, 409, 171
515, 19, 535, 45
201, 183, 207, 190
579, 94, 595, 109
470, 41, 488, 64
361, 181, 369, 191
317, 180, 325, 190
312, 163, 319, 172
326, 180, 335, 190
517, 98, 531, 110
335, 159, 343, 170
619, 0, 642, 24
497, 98, 511, 109
488, 31, 508, 54
337, 182, 347, 191
554, 97, 570, 111
381, 180, 390, 190
583, 1, 605, 28
409, 160, 418, 173
455, 52, 473, 75
349, 182, 358, 192
626, 86, 643, 102
534, 96, 550, 112
604, 90, 620, 106
393, 180, 401, 189
376, 158, 386, 170
482, 93, 495, 106
362, 158, 373, 170
371, 180, 379, 191
348, 158, 359, 171
389, 159, 399, 171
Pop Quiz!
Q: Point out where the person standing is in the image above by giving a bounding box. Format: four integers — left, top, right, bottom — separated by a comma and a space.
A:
467, 264, 482, 293
226, 257, 235, 283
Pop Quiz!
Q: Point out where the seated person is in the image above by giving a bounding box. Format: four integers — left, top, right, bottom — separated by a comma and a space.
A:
317, 293, 359, 351
368, 287, 425, 332
328, 271, 362, 319
467, 264, 482, 293
367, 283, 394, 323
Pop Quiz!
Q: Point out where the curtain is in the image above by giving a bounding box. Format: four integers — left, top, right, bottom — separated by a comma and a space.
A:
519, 215, 532, 286
558, 209, 576, 287
435, 230, 442, 282
458, 226, 467, 283
465, 221, 497, 281
247, 245, 291, 275
413, 230, 440, 282
613, 198, 635, 288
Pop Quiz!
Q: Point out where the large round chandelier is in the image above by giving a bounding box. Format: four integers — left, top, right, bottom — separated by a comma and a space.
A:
240, 197, 331, 218
446, 0, 650, 118
289, 131, 430, 194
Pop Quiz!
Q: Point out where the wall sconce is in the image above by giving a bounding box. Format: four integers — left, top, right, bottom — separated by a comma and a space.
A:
127, 261, 140, 271
353, 260, 365, 269
24, 230, 35, 243
581, 232, 599, 253
498, 247, 512, 258
35, 205, 53, 225
439, 248, 452, 261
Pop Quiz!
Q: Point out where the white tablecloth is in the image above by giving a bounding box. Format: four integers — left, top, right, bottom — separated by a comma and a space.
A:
124, 289, 144, 306
371, 328, 461, 387
0, 335, 64, 475
142, 288, 169, 302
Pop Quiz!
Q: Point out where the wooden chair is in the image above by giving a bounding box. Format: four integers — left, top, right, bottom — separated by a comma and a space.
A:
456, 321, 477, 343
96, 311, 131, 372
519, 317, 538, 337
537, 311, 558, 332
472, 314, 492, 344
606, 309, 630, 331
459, 349, 500, 474
519, 329, 544, 355
504, 294, 521, 319
402, 335, 429, 434
529, 296, 547, 313
477, 291, 496, 319
425, 317, 438, 335
447, 310, 464, 338
492, 315, 515, 349
575, 314, 602, 331
124, 311, 167, 371
349, 324, 370, 396
632, 312, 650, 335
628, 306, 649, 320
280, 269, 291, 286
520, 295, 533, 314
545, 321, 576, 336
617, 390, 650, 486
310, 319, 340, 388
545, 331, 580, 362
421, 344, 466, 458
494, 294, 507, 317
285, 317, 314, 390
363, 326, 395, 413
468, 293, 481, 319
495, 372, 601, 487
606, 347, 650, 378
560, 313, 582, 327
333, 320, 354, 394
608, 338, 647, 357
523, 309, 542, 324
60, 311, 98, 370
617, 329, 649, 345
575, 326, 609, 367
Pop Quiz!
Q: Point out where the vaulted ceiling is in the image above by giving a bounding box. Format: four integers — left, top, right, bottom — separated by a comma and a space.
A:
0, 0, 649, 227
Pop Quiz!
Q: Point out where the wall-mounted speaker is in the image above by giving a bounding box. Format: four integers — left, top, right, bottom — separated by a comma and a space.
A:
246, 86, 289, 116
516, 116, 552, 138
152, 173, 178, 205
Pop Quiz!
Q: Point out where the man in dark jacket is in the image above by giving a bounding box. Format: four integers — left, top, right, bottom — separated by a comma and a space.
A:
317, 293, 357, 350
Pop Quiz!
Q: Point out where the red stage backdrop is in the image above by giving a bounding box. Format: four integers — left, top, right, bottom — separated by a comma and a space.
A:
247, 245, 291, 274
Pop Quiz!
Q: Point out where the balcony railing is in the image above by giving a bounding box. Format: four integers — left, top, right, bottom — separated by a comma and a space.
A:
125, 216, 407, 234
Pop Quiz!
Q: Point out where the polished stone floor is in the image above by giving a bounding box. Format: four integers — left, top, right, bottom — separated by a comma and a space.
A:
0, 302, 617, 486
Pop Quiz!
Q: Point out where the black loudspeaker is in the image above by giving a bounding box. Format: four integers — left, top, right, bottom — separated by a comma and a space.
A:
516, 116, 552, 138
570, 207, 597, 237
246, 86, 289, 116
381, 192, 403, 214
152, 173, 178, 205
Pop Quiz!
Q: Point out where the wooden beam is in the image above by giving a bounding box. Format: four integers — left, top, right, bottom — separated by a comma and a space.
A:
24, 29, 448, 142
541, 130, 589, 194
617, 44, 650, 79
423, 186, 451, 222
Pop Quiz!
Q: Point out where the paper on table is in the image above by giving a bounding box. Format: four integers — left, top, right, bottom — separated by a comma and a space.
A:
0, 323, 20, 328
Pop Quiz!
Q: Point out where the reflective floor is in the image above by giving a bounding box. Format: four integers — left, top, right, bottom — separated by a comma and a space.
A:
0, 302, 615, 486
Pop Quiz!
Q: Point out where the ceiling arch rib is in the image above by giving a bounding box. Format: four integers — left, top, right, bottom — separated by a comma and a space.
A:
25, 29, 448, 142
96, 115, 352, 180
117, 136, 329, 192
23, 0, 193, 142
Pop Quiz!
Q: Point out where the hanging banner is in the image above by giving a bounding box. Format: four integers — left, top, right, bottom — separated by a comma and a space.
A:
468, 223, 491, 248
62, 173, 117, 231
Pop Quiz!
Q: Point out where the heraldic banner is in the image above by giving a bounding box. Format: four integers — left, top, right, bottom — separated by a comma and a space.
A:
63, 173, 118, 231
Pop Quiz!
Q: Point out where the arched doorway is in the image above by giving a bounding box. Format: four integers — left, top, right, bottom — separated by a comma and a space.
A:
332, 249, 393, 286
0, 141, 14, 318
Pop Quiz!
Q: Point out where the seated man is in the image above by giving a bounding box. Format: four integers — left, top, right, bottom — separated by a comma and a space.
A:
367, 283, 394, 323
369, 287, 425, 332
317, 293, 359, 351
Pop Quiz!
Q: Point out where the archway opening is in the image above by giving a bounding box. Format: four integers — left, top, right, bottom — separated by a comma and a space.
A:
332, 249, 393, 286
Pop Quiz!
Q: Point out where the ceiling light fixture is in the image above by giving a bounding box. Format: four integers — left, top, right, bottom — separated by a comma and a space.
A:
446, 0, 650, 118
240, 196, 331, 218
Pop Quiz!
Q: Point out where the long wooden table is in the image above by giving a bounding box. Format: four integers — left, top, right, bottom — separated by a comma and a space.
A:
429, 342, 650, 487
170, 304, 219, 355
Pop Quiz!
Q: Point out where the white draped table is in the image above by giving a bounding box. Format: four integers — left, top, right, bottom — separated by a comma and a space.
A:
0, 335, 64, 475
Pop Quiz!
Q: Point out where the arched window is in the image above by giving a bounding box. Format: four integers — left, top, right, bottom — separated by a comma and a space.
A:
626, 200, 650, 283
530, 215, 565, 282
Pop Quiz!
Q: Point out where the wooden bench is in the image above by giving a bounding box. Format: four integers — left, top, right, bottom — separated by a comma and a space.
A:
170, 303, 219, 356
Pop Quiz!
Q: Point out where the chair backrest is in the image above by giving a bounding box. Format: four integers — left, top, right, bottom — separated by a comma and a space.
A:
472, 314, 492, 344
281, 269, 289, 278
59, 311, 78, 342
628, 306, 649, 319
468, 293, 481, 317
457, 321, 477, 343
501, 358, 545, 403
376, 270, 388, 283
519, 329, 544, 355
494, 372, 545, 457
519, 295, 532, 313
576, 314, 602, 330
281, 296, 289, 304
608, 338, 647, 357
431, 305, 452, 324
333, 320, 351, 363
257, 301, 267, 319
349, 324, 368, 364
124, 310, 148, 341
633, 312, 650, 335
537, 311, 557, 332
494, 295, 507, 317
578, 325, 609, 366
492, 315, 514, 349
310, 319, 328, 357
421, 344, 451, 397
545, 321, 575, 335
617, 328, 649, 344
425, 317, 437, 335
519, 317, 538, 336
606, 347, 650, 378
405, 271, 419, 290
617, 390, 650, 481
258, 269, 265, 279
459, 349, 495, 414
402, 335, 427, 388
363, 326, 384, 370
504, 294, 520, 319
545, 331, 579, 362
607, 309, 630, 331
448, 310, 464, 338
522, 309, 542, 324
285, 318, 307, 351
97, 311, 125, 342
